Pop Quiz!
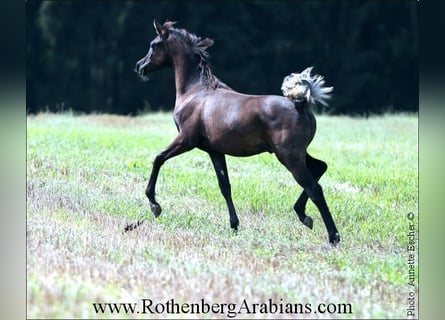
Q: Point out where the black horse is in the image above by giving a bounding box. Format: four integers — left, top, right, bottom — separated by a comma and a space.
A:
134, 20, 340, 244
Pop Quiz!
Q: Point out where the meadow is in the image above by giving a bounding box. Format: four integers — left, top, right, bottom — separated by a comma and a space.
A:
27, 112, 418, 319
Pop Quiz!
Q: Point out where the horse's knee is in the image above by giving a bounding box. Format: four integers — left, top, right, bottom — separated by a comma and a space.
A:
153, 153, 166, 167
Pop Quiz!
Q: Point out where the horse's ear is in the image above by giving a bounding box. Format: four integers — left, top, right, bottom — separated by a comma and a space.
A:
153, 19, 163, 35
163, 21, 178, 29
153, 19, 169, 39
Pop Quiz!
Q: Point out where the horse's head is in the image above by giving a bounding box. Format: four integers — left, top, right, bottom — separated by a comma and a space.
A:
134, 20, 176, 81
135, 20, 215, 83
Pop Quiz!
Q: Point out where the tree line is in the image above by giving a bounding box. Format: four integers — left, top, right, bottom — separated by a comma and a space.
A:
26, 0, 418, 116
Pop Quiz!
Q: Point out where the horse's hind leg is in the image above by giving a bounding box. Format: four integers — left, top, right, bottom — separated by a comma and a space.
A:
145, 134, 193, 217
294, 154, 327, 230
208, 152, 239, 231
276, 153, 340, 244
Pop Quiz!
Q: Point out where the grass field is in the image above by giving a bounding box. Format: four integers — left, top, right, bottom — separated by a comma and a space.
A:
27, 112, 418, 319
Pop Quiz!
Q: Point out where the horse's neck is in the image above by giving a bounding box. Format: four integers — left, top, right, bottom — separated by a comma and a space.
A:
173, 53, 201, 98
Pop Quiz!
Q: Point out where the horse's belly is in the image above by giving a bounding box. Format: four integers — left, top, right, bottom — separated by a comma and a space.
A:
203, 130, 271, 156
200, 102, 273, 156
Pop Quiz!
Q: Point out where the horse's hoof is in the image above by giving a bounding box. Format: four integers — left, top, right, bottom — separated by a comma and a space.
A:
329, 233, 341, 246
150, 203, 162, 217
303, 216, 313, 230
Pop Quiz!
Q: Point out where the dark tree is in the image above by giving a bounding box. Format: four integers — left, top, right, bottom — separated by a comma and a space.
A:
26, 0, 418, 116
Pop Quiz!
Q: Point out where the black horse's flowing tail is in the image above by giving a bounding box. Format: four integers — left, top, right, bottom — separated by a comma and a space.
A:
281, 67, 333, 107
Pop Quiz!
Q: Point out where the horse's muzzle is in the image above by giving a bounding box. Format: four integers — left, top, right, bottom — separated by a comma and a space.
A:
135, 58, 150, 81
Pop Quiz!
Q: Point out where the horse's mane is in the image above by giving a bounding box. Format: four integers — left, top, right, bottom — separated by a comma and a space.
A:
168, 26, 232, 90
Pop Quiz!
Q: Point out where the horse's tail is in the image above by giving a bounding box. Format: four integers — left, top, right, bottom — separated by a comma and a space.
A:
281, 67, 333, 107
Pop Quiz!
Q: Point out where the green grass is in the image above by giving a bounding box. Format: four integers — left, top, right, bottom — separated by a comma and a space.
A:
27, 112, 418, 319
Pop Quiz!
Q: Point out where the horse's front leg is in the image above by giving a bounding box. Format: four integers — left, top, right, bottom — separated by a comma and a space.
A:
208, 152, 239, 231
146, 134, 193, 217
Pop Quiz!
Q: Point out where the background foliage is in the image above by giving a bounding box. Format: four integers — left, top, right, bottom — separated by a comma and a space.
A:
26, 0, 418, 116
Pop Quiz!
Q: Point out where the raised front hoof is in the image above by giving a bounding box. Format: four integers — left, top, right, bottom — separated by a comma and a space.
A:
303, 216, 313, 230
329, 233, 341, 246
150, 203, 162, 217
